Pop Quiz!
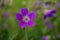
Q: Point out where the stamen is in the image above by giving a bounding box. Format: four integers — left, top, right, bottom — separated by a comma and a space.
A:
23, 15, 30, 22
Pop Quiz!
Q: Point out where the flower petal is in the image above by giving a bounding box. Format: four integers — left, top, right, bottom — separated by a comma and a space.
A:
48, 9, 56, 17
4, 0, 7, 5
29, 11, 36, 19
51, 9, 56, 14
27, 20, 35, 27
43, 15, 47, 19
21, 8, 28, 16
42, 36, 47, 40
57, 2, 60, 7
16, 13, 22, 21
48, 13, 53, 17
4, 12, 10, 19
19, 21, 26, 29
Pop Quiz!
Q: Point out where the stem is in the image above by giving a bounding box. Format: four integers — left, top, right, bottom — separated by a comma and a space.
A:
25, 27, 28, 40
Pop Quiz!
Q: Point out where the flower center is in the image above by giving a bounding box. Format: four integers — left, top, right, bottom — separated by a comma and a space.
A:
23, 15, 30, 22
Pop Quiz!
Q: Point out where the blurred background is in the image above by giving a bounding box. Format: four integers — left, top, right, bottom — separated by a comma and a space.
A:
0, 0, 60, 40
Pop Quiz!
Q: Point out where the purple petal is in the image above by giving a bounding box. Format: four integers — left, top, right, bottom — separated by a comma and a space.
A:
27, 20, 35, 27
45, 2, 51, 5
21, 8, 28, 16
29, 11, 36, 19
44, 5, 49, 9
50, 9, 56, 14
43, 15, 47, 20
48, 9, 56, 17
36, 0, 42, 6
4, 0, 7, 5
42, 36, 47, 40
19, 21, 26, 29
16, 13, 22, 21
57, 2, 60, 7
44, 10, 51, 18
4, 12, 10, 19
44, 9, 56, 18
48, 13, 53, 17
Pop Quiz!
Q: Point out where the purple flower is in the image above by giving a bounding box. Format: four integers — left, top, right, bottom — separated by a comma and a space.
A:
57, 2, 60, 7
44, 1, 51, 9
45, 2, 51, 5
4, 0, 7, 5
4, 12, 10, 19
43, 9, 56, 19
46, 21, 54, 28
42, 36, 47, 40
48, 9, 56, 17
16, 8, 36, 28
42, 36, 50, 40
36, 0, 42, 6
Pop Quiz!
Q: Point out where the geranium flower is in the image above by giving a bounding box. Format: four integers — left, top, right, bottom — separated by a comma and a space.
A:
16, 8, 36, 28
43, 9, 56, 19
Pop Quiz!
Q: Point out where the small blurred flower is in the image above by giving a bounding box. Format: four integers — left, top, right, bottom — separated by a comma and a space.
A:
44, 1, 51, 5
4, 0, 13, 6
42, 36, 47, 40
57, 2, 60, 7
36, 0, 42, 6
46, 21, 54, 29
44, 1, 51, 9
42, 36, 50, 40
4, 0, 7, 5
16, 8, 36, 29
4, 12, 10, 19
43, 9, 56, 19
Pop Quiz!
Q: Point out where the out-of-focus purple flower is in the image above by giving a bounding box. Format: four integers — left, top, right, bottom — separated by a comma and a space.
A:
44, 1, 51, 5
44, 1, 51, 9
42, 36, 47, 40
43, 9, 56, 19
4, 0, 7, 5
36, 0, 42, 6
16, 8, 36, 29
48, 9, 56, 17
42, 36, 50, 40
4, 12, 10, 19
46, 21, 54, 28
44, 5, 49, 9
57, 2, 60, 7
43, 10, 51, 19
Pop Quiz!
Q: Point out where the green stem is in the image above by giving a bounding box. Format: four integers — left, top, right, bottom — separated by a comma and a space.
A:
25, 27, 28, 40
